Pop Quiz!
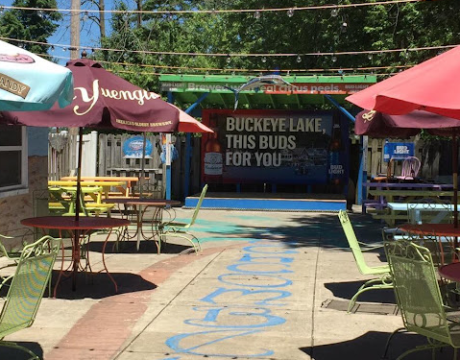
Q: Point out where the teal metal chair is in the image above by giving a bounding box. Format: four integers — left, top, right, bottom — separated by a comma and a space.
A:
0, 235, 60, 360
383, 239, 460, 360
338, 210, 393, 313
160, 184, 208, 254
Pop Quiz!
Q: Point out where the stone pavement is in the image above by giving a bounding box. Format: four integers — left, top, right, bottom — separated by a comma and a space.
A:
0, 207, 457, 359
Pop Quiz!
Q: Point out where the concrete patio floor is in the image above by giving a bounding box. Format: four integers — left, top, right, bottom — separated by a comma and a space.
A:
0, 206, 456, 359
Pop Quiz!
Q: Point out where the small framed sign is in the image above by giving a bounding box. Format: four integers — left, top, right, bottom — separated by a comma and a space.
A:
123, 136, 152, 158
383, 141, 414, 162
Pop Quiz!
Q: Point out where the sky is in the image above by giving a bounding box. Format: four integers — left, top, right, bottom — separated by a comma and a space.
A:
3, 0, 133, 65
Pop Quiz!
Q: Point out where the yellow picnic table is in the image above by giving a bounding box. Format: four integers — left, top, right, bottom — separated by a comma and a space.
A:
48, 185, 115, 216
49, 180, 127, 200
60, 176, 142, 197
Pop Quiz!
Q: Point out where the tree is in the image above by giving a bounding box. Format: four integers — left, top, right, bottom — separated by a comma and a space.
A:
0, 0, 62, 54
96, 0, 460, 91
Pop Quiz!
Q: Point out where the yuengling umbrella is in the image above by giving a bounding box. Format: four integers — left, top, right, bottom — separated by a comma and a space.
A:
0, 57, 212, 219
0, 40, 73, 111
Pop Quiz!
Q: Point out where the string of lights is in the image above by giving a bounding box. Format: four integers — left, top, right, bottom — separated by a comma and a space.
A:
0, 0, 426, 16
111, 65, 413, 77
30, 49, 413, 77
2, 37, 454, 61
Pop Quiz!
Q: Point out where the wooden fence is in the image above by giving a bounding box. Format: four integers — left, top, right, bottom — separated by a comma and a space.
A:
48, 133, 203, 198
364, 136, 443, 181
48, 132, 448, 200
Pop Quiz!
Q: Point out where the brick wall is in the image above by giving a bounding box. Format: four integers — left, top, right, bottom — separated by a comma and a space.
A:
0, 156, 48, 244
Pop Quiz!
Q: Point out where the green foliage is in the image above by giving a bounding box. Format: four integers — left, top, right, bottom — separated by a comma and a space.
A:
97, 0, 460, 89
3, 0, 453, 100
0, 0, 62, 54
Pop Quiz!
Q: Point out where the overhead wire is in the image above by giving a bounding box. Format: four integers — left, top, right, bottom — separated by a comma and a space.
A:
0, 0, 427, 16
1, 36, 454, 61
0, 0, 450, 76
30, 49, 413, 77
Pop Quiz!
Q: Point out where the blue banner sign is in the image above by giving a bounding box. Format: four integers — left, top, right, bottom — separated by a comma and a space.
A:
383, 142, 414, 162
123, 136, 152, 158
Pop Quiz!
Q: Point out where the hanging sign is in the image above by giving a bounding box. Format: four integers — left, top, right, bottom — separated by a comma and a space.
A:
383, 142, 414, 162
122, 136, 152, 158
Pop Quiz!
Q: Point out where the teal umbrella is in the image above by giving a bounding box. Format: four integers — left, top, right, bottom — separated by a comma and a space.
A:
0, 40, 74, 111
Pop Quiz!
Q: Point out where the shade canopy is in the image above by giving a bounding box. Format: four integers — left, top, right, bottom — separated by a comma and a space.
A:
346, 45, 460, 120
355, 110, 460, 138
0, 40, 74, 111
0, 58, 212, 133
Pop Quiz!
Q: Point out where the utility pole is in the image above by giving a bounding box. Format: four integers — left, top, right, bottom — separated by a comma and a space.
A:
136, 0, 142, 28
70, 0, 80, 60
69, 0, 81, 204
99, 0, 106, 39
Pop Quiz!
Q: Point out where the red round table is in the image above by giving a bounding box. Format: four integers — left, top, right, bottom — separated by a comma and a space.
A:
399, 223, 460, 266
439, 262, 460, 283
104, 198, 181, 253
399, 223, 460, 246
21, 216, 129, 296
398, 224, 460, 238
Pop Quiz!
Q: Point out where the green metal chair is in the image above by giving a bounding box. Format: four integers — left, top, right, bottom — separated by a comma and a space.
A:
0, 235, 60, 360
0, 230, 36, 270
383, 239, 460, 360
0, 235, 24, 269
159, 184, 208, 254
337, 210, 393, 313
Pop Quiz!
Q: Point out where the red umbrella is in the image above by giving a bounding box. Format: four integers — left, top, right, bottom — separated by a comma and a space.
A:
355, 110, 460, 138
0, 57, 212, 219
346, 45, 460, 119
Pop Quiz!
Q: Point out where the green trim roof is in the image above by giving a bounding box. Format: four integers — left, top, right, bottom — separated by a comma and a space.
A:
159, 74, 376, 110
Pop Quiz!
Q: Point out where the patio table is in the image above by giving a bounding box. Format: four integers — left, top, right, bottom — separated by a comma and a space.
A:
104, 198, 180, 253
363, 183, 455, 216
399, 223, 460, 263
399, 223, 460, 239
49, 180, 126, 200
48, 186, 105, 215
439, 262, 460, 283
60, 176, 142, 197
383, 203, 460, 227
20, 216, 129, 296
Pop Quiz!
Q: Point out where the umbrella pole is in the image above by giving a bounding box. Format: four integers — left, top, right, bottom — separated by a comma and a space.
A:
75, 128, 84, 221
454, 132, 458, 228
140, 133, 147, 198
135, 133, 147, 251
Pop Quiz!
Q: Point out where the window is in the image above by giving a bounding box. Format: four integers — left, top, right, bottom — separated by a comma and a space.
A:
0, 126, 28, 192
